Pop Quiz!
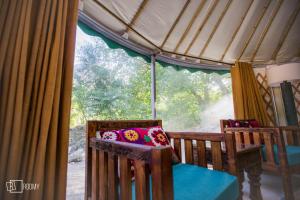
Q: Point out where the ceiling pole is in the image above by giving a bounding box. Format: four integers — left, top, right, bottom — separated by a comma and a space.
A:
237, 0, 272, 61
160, 0, 191, 48
220, 0, 254, 62
162, 51, 233, 65
151, 55, 157, 119
184, 0, 219, 55
271, 2, 300, 61
199, 0, 233, 57
125, 0, 149, 32
250, 0, 284, 62
92, 0, 161, 50
173, 0, 207, 52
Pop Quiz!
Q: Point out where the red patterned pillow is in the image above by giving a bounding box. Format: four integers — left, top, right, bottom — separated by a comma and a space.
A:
98, 126, 180, 163
227, 119, 260, 128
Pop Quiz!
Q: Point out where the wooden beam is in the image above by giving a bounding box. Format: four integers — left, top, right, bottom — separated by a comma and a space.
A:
173, 0, 207, 52
92, 0, 161, 50
199, 0, 233, 57
125, 0, 149, 32
162, 50, 233, 65
237, 0, 272, 61
220, 0, 254, 61
271, 2, 300, 60
184, 0, 219, 54
250, 0, 283, 62
160, 0, 191, 48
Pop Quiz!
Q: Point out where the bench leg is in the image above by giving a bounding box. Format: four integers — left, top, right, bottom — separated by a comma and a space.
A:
281, 170, 294, 200
246, 163, 262, 200
237, 169, 244, 200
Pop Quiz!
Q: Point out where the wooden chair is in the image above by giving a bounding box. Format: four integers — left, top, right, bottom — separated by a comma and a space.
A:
221, 119, 300, 200
85, 120, 243, 200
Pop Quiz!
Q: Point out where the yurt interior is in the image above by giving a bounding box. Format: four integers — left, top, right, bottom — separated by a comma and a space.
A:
0, 0, 300, 200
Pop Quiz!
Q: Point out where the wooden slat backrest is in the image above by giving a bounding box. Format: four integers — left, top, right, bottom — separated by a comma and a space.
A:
88, 120, 162, 133
196, 140, 207, 167
107, 153, 118, 200
262, 131, 276, 165
119, 156, 132, 200
253, 131, 261, 145
92, 149, 100, 200
173, 138, 181, 162
166, 132, 237, 174
184, 139, 193, 164
211, 141, 222, 170
99, 151, 108, 200
281, 126, 300, 146
134, 160, 150, 200
224, 127, 290, 169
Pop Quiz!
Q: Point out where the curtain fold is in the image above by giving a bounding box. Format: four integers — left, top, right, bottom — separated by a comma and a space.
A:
231, 62, 270, 126
0, 0, 79, 199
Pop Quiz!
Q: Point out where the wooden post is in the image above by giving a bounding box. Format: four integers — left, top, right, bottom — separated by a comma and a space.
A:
224, 132, 242, 199
276, 128, 295, 200
151, 147, 174, 200
86, 122, 97, 200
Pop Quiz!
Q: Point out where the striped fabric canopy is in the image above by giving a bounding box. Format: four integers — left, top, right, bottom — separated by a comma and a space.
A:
79, 0, 300, 68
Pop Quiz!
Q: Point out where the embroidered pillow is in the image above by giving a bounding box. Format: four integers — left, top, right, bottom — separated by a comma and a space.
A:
227, 119, 260, 128
97, 126, 180, 163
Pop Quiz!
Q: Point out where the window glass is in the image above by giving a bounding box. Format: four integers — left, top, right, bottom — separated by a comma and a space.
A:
68, 26, 151, 199
156, 63, 233, 132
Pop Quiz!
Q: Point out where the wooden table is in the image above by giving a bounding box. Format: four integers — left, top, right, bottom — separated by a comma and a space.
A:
236, 144, 262, 200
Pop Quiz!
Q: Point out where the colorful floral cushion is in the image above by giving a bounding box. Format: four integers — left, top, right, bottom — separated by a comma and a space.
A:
97, 126, 180, 163
227, 119, 260, 128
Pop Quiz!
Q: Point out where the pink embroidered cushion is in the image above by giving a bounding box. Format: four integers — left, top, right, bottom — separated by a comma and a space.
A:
227, 119, 260, 128
97, 126, 179, 163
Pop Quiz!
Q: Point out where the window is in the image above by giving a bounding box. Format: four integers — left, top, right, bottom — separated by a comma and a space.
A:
67, 26, 151, 199
67, 24, 234, 199
156, 63, 233, 132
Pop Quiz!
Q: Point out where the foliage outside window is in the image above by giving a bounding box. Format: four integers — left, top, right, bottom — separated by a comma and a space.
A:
67, 25, 233, 199
71, 31, 151, 127
156, 64, 233, 132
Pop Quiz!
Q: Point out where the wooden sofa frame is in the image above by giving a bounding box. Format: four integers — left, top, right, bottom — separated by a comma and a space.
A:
220, 119, 300, 200
85, 120, 241, 200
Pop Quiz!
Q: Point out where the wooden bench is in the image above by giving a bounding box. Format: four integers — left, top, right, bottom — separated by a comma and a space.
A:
85, 120, 242, 200
221, 119, 300, 200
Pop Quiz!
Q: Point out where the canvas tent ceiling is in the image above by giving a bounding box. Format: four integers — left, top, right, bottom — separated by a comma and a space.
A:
79, 0, 300, 68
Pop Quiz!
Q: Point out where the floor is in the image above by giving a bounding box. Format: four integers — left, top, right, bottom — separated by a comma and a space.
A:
67, 161, 300, 200
242, 172, 300, 200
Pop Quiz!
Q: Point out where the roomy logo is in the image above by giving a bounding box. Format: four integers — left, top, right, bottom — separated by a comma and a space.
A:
6, 180, 39, 193
6, 180, 23, 193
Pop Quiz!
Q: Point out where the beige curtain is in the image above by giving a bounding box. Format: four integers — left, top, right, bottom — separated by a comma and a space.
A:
231, 62, 270, 126
0, 0, 78, 199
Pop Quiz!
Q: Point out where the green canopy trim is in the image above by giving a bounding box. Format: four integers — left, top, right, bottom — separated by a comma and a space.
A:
78, 21, 229, 75
78, 21, 151, 63
156, 60, 230, 75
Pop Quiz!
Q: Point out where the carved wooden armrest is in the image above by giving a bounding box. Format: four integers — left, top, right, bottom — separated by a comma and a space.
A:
88, 138, 174, 200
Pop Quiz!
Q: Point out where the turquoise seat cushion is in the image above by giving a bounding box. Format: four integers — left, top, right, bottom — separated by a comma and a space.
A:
132, 164, 239, 200
262, 145, 300, 166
